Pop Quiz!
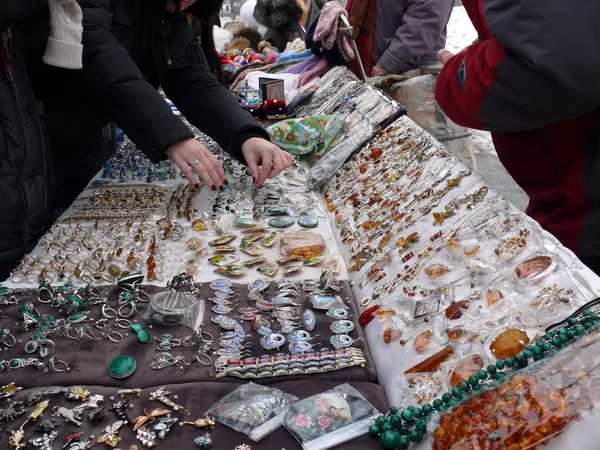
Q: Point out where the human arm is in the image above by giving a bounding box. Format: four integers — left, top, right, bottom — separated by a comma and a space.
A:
76, 0, 195, 163
162, 40, 292, 187
435, 39, 600, 132
376, 0, 453, 75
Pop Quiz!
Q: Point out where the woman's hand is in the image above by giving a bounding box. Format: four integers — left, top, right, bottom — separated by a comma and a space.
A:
166, 138, 227, 190
242, 137, 293, 188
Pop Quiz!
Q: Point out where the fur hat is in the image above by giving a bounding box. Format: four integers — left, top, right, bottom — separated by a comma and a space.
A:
254, 0, 304, 29
227, 37, 252, 54
233, 27, 262, 50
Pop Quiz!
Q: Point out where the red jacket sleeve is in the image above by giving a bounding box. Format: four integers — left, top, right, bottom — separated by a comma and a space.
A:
434, 39, 505, 130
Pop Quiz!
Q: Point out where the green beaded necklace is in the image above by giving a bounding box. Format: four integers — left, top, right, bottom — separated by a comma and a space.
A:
370, 307, 600, 449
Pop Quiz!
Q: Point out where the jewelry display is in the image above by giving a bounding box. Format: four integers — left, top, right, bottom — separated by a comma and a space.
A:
0, 63, 599, 450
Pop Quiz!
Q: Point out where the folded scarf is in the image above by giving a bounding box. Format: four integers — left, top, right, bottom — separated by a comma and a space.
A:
313, 1, 354, 61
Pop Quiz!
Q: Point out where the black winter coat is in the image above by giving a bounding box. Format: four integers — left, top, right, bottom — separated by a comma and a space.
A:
20, 0, 268, 172
0, 2, 54, 279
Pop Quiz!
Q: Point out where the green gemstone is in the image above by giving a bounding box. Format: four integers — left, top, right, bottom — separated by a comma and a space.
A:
397, 436, 410, 449
504, 357, 515, 367
486, 364, 497, 375
389, 406, 399, 415
584, 321, 593, 329
416, 419, 427, 432
442, 393, 452, 404
542, 342, 552, 351
451, 387, 461, 398
522, 350, 532, 359
460, 381, 470, 392
432, 399, 442, 410
380, 431, 400, 449
422, 404, 433, 415
399, 426, 409, 435
381, 423, 393, 433
68, 311, 86, 322
532, 347, 541, 355
9, 359, 21, 369
390, 415, 401, 428
558, 327, 567, 335
411, 407, 422, 419
400, 409, 413, 422
108, 355, 137, 379
575, 325, 585, 335
472, 384, 482, 391
533, 354, 543, 361
368, 425, 380, 436
568, 318, 577, 326
559, 335, 567, 344
408, 429, 422, 443
584, 309, 592, 316
0, 287, 9, 295
438, 405, 446, 413
469, 375, 479, 386
477, 370, 487, 380
496, 360, 505, 370
376, 416, 385, 427
494, 373, 504, 380
25, 341, 37, 353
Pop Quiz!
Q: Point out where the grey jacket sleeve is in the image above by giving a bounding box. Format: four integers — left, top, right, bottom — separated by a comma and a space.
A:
377, 0, 452, 75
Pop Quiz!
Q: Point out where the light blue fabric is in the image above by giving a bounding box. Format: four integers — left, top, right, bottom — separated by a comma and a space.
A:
276, 49, 313, 64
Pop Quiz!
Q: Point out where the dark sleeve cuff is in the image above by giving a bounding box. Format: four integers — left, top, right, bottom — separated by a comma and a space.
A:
231, 126, 271, 165
144, 126, 195, 164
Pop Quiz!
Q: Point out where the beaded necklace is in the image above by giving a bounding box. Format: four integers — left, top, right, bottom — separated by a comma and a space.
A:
368, 306, 600, 449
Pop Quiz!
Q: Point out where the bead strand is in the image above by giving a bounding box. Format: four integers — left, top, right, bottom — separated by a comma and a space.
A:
370, 308, 600, 449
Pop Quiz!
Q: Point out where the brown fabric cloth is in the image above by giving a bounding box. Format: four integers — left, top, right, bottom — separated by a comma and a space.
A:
347, 0, 377, 76
0, 381, 388, 449
0, 280, 377, 391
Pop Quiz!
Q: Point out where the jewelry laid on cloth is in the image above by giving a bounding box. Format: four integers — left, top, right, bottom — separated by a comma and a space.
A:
97, 420, 125, 448
149, 386, 190, 415
194, 433, 213, 449
180, 417, 215, 430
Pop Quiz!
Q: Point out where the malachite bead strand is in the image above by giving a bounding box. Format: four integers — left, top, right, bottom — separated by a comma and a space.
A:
374, 309, 600, 449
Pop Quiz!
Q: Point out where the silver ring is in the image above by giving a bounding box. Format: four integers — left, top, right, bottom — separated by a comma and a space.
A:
118, 302, 137, 318
192, 159, 201, 165
102, 304, 118, 319
46, 357, 70, 373
195, 352, 212, 366
107, 330, 124, 343
0, 330, 16, 347
115, 318, 132, 329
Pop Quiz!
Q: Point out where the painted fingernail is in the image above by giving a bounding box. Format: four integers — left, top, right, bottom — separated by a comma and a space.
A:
224, 180, 229, 186
194, 183, 200, 188
219, 186, 224, 192
211, 185, 216, 191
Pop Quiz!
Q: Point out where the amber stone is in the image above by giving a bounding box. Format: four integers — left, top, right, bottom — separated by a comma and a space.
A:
414, 330, 431, 352
449, 354, 485, 387
383, 328, 402, 344
515, 255, 554, 280
445, 300, 470, 320
371, 147, 383, 159
446, 327, 464, 341
405, 345, 454, 376
463, 244, 480, 257
489, 328, 530, 360
424, 264, 450, 279
487, 289, 504, 306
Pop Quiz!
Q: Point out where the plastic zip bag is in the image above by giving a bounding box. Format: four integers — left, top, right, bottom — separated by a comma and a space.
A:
205, 382, 298, 441
284, 383, 380, 450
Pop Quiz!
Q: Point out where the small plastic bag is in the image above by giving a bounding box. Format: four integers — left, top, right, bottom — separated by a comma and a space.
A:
205, 382, 298, 441
431, 324, 600, 449
283, 384, 380, 450
143, 291, 205, 329
280, 231, 327, 258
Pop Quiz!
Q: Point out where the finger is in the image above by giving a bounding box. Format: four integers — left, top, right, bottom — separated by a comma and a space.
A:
198, 152, 223, 189
245, 152, 260, 185
282, 150, 293, 167
438, 49, 455, 65
205, 151, 228, 185
267, 152, 283, 180
258, 149, 273, 187
190, 157, 217, 190
173, 156, 199, 186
